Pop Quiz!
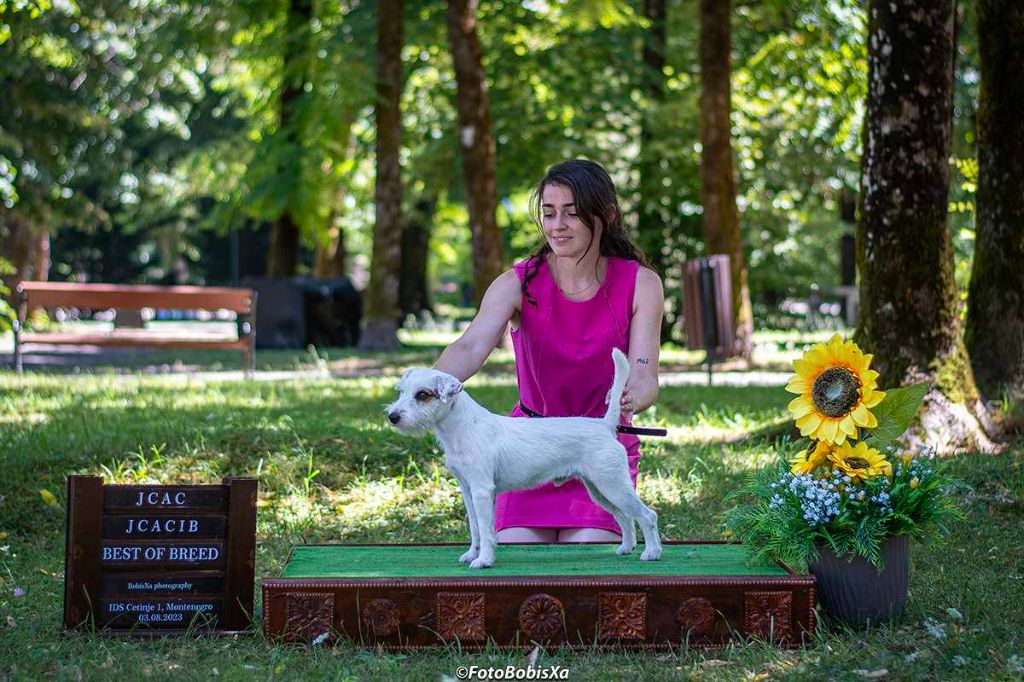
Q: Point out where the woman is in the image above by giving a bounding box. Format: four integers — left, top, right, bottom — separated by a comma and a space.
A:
434, 159, 663, 543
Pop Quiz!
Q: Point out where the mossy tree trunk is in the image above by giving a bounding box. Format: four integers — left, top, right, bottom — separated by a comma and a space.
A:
447, 0, 504, 308
856, 0, 996, 452
359, 0, 403, 351
965, 0, 1024, 403
699, 0, 753, 360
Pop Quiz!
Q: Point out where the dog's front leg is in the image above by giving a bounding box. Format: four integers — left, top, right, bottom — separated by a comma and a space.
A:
455, 477, 480, 563
469, 486, 497, 569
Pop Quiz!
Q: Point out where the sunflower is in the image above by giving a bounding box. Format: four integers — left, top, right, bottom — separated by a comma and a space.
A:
828, 441, 892, 482
789, 440, 832, 475
785, 334, 886, 444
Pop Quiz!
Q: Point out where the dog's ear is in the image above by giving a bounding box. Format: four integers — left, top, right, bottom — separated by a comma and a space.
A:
435, 373, 463, 403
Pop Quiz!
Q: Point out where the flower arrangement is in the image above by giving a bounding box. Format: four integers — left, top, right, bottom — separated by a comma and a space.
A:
725, 334, 966, 572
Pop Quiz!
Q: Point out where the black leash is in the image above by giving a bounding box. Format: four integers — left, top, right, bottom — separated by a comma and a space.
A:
518, 402, 668, 437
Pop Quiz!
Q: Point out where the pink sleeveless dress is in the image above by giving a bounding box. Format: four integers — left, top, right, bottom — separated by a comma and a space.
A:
493, 254, 642, 534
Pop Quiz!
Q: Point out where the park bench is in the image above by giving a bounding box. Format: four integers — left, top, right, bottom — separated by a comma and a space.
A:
12, 282, 257, 376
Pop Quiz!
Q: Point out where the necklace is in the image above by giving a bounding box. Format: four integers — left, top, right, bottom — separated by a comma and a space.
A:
551, 260, 604, 297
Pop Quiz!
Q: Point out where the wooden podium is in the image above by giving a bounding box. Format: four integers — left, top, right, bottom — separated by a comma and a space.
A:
262, 542, 816, 649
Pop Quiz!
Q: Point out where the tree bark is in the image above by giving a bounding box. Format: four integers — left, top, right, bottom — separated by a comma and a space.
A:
698, 0, 753, 360
266, 0, 312, 278
359, 0, 403, 351
400, 191, 436, 319
965, 0, 1024, 402
313, 225, 346, 278
857, 0, 996, 452
446, 0, 504, 308
637, 0, 675, 341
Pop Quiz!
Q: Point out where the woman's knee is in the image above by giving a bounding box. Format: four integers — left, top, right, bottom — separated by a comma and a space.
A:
496, 527, 558, 544
557, 528, 622, 543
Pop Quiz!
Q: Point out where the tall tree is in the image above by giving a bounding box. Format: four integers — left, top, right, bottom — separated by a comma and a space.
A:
265, 0, 313, 277
359, 0, 404, 350
446, 0, 504, 307
965, 0, 1024, 402
857, 0, 995, 451
636, 0, 672, 337
699, 0, 753, 359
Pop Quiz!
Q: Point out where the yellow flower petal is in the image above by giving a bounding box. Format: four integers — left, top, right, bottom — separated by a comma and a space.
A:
863, 390, 886, 408
785, 377, 809, 393
820, 419, 839, 443
788, 396, 815, 418
797, 413, 823, 436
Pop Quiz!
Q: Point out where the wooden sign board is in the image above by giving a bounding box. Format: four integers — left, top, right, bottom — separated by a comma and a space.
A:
64, 475, 257, 635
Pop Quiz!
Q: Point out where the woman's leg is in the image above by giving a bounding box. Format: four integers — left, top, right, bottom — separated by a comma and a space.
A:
497, 527, 558, 543
557, 528, 622, 543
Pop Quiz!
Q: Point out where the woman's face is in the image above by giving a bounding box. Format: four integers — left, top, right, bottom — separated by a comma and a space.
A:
540, 183, 601, 260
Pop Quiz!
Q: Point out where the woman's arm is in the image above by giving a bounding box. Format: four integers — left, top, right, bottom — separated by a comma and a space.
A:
624, 267, 664, 414
433, 269, 521, 382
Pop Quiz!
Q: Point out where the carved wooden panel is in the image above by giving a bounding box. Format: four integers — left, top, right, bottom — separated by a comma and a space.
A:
678, 597, 717, 636
362, 598, 400, 637
518, 593, 565, 641
437, 592, 486, 641
285, 592, 335, 643
744, 591, 792, 641
598, 592, 647, 640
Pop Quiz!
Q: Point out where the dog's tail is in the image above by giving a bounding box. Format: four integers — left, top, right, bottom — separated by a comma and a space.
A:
603, 347, 630, 430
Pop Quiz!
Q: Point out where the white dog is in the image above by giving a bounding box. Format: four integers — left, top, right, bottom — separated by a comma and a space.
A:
385, 348, 662, 569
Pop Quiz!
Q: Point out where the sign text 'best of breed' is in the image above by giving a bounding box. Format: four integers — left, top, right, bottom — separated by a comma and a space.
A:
64, 475, 257, 634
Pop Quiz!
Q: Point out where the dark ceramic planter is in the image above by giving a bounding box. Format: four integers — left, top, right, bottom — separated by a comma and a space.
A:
809, 535, 909, 627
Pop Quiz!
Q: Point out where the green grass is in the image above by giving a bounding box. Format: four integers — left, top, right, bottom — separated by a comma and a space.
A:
0, 362, 1022, 680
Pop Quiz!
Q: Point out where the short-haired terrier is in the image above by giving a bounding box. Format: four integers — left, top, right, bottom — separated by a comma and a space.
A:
386, 348, 662, 569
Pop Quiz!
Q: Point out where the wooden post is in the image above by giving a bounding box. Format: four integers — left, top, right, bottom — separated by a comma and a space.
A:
222, 477, 258, 630
64, 475, 103, 629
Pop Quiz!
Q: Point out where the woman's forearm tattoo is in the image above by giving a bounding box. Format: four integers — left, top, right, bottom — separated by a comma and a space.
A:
636, 357, 650, 365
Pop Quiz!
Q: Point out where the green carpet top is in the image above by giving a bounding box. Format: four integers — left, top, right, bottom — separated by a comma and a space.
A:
281, 543, 789, 578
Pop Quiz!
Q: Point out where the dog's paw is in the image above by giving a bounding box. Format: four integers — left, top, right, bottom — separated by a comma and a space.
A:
640, 547, 662, 561
615, 543, 634, 556
469, 556, 494, 569
459, 548, 480, 563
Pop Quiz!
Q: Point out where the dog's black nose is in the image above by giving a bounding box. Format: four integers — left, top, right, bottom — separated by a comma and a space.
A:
388, 412, 401, 424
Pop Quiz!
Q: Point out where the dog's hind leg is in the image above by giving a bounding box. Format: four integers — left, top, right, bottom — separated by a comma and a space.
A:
587, 469, 662, 561
581, 478, 635, 555
455, 477, 480, 564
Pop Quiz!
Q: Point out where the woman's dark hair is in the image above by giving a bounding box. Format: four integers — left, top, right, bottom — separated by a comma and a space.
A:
521, 159, 650, 306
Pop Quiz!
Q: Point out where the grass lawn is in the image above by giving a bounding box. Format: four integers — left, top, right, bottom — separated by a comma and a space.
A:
0, 351, 1022, 680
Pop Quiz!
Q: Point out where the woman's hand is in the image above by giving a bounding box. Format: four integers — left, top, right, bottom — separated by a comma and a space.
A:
620, 387, 636, 417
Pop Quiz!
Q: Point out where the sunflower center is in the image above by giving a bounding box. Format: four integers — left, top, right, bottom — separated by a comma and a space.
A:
811, 366, 862, 417
844, 457, 870, 469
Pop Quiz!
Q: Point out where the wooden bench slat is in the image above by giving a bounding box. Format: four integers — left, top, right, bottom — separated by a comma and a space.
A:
19, 333, 249, 351
17, 282, 254, 313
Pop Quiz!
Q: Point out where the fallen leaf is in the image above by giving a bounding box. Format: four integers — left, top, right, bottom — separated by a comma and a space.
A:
854, 669, 889, 679
39, 489, 59, 507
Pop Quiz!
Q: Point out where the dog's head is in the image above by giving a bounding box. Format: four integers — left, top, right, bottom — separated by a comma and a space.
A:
385, 367, 463, 434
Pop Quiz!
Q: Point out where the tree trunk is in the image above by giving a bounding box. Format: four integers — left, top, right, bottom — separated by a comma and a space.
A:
446, 0, 504, 308
965, 0, 1024, 402
698, 0, 753, 360
313, 225, 346, 278
857, 0, 997, 452
400, 191, 436, 319
359, 0, 403, 351
637, 0, 675, 341
266, 0, 312, 278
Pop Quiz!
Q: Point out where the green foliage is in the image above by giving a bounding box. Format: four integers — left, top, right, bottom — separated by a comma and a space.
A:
863, 382, 929, 451
725, 452, 967, 571
0, 255, 13, 331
